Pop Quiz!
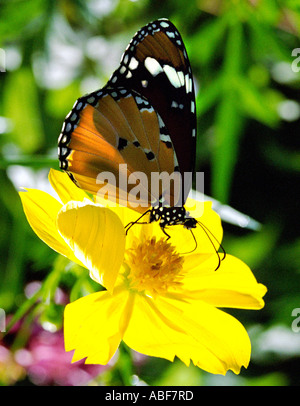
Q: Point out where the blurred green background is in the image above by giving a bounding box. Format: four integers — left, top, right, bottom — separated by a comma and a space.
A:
0, 0, 300, 386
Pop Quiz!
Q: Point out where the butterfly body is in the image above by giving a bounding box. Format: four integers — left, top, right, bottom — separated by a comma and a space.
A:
151, 205, 197, 239
150, 205, 196, 228
124, 205, 197, 241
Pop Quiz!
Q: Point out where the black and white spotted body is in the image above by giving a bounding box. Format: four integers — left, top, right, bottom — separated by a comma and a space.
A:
149, 205, 197, 238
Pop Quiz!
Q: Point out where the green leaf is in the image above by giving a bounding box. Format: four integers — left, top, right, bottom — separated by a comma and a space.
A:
0, 0, 44, 41
211, 21, 244, 203
196, 74, 223, 116
3, 68, 44, 153
189, 15, 229, 65
262, 140, 300, 172
45, 82, 81, 119
234, 76, 280, 127
4, 287, 41, 334
3, 255, 68, 334
212, 87, 244, 203
225, 224, 279, 269
154, 360, 202, 386
0, 217, 26, 310
39, 303, 64, 331
248, 15, 291, 62
0, 155, 58, 170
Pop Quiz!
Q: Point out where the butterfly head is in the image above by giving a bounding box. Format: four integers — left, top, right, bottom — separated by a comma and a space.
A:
182, 216, 198, 230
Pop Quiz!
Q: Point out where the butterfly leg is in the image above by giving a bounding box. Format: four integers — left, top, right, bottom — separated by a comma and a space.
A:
125, 210, 151, 235
161, 226, 171, 241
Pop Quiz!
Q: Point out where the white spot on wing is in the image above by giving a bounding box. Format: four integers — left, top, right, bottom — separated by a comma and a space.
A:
87, 96, 95, 103
185, 74, 192, 93
135, 95, 144, 105
123, 54, 129, 65
177, 71, 185, 87
191, 101, 195, 113
60, 147, 68, 156
144, 57, 163, 77
163, 65, 182, 88
157, 114, 165, 129
59, 134, 68, 144
142, 106, 154, 113
174, 152, 179, 168
166, 31, 175, 39
66, 123, 72, 132
160, 21, 169, 28
129, 57, 139, 70
160, 133, 171, 143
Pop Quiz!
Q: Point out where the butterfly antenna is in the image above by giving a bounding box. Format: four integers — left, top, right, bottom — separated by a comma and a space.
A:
196, 220, 226, 271
179, 229, 198, 255
190, 229, 198, 253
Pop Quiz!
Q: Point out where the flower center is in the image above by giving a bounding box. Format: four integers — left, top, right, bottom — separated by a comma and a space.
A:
124, 236, 185, 295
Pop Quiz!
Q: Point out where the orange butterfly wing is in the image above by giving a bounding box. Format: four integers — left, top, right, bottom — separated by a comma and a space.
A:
58, 88, 178, 212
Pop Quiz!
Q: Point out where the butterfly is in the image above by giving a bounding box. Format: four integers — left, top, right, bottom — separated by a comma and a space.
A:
58, 18, 198, 241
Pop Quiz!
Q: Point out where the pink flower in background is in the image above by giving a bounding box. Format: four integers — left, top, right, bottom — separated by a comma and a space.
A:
15, 329, 108, 386
3, 282, 111, 386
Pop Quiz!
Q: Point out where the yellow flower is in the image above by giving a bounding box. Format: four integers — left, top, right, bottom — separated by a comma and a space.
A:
19, 169, 125, 293
19, 169, 267, 375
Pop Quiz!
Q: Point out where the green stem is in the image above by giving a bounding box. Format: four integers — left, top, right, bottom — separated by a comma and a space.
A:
117, 342, 134, 386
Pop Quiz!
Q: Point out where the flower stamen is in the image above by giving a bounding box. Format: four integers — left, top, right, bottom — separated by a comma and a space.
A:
124, 236, 185, 295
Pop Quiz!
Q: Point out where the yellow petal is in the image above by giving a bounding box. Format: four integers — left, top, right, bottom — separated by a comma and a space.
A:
64, 287, 133, 364
182, 254, 267, 309
49, 168, 90, 204
123, 294, 251, 375
94, 195, 150, 249
56, 201, 125, 292
19, 188, 83, 266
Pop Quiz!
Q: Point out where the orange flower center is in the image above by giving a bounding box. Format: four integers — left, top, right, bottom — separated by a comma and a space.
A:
124, 236, 185, 295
